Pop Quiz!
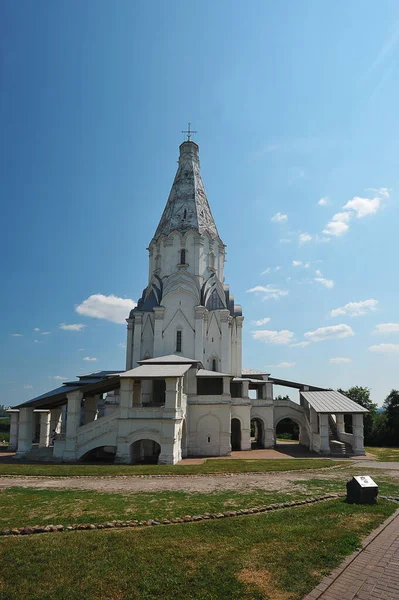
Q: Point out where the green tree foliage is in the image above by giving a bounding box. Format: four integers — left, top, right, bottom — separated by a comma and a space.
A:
338, 387, 377, 445
383, 389, 399, 446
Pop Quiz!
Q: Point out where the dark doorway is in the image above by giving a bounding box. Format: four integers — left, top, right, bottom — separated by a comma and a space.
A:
231, 418, 241, 451
276, 418, 300, 442
251, 418, 264, 449
131, 439, 161, 464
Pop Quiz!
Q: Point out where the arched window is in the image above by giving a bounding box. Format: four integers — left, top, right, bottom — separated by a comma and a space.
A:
212, 358, 217, 372
180, 249, 186, 264
176, 330, 182, 353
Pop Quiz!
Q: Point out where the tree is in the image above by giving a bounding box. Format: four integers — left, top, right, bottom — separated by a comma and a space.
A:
383, 389, 399, 446
338, 386, 377, 445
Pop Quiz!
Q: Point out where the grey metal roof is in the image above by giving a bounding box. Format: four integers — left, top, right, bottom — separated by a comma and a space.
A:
196, 369, 232, 378
269, 377, 328, 392
138, 355, 198, 365
121, 363, 191, 379
301, 390, 369, 413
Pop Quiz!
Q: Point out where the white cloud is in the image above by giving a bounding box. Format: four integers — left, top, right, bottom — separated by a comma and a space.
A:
373, 323, 399, 335
41, 331, 51, 335
271, 212, 288, 223
252, 329, 295, 345
83, 356, 97, 361
253, 317, 271, 326
60, 323, 86, 331
78, 348, 84, 352
323, 219, 349, 237
49, 376, 67, 380
34, 328, 40, 332
33, 340, 39, 343
292, 260, 302, 267
276, 266, 281, 271
322, 189, 388, 239
76, 294, 137, 324
261, 266, 280, 275
290, 341, 310, 348
280, 238, 292, 244
246, 285, 289, 301
315, 269, 322, 277
369, 343, 399, 354
330, 299, 378, 318
24, 385, 33, 389
318, 197, 329, 206
314, 277, 334, 289
265, 362, 296, 368
299, 233, 312, 243
118, 342, 126, 348
304, 262, 310, 268
329, 357, 352, 364
304, 324, 355, 342
343, 196, 381, 218
11, 333, 23, 337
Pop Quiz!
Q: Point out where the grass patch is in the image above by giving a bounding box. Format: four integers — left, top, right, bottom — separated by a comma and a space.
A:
0, 499, 396, 600
0, 458, 345, 477
293, 476, 399, 498
365, 446, 399, 461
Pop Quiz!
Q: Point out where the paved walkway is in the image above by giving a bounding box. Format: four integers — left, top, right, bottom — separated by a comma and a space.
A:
304, 507, 399, 600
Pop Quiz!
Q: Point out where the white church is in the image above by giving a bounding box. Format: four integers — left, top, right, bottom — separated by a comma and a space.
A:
9, 136, 367, 464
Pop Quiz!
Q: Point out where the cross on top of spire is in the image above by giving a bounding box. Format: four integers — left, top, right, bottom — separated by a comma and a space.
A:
182, 122, 197, 141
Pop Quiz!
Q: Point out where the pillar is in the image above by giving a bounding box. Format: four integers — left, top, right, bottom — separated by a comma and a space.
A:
132, 313, 143, 367
220, 310, 231, 374
8, 412, 19, 450
63, 390, 83, 460
318, 414, 331, 454
352, 414, 365, 455
236, 316, 244, 377
84, 395, 99, 424
153, 307, 165, 357
39, 412, 51, 447
15, 407, 34, 456
336, 414, 345, 434
242, 380, 249, 399
165, 378, 178, 411
125, 318, 134, 370
194, 306, 206, 363
222, 376, 231, 399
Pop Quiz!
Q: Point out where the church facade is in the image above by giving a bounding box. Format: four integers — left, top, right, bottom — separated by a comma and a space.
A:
10, 139, 368, 463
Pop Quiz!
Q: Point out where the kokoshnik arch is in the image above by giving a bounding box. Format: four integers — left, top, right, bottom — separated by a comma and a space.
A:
9, 137, 368, 464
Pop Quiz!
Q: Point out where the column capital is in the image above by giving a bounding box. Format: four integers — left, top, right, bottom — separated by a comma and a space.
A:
153, 306, 165, 320
195, 305, 206, 319
236, 316, 244, 327
133, 312, 143, 324
220, 309, 230, 323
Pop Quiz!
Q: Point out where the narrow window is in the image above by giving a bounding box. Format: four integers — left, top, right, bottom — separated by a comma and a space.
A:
180, 249, 186, 264
183, 208, 187, 220
207, 436, 211, 443
212, 358, 217, 372
176, 330, 182, 353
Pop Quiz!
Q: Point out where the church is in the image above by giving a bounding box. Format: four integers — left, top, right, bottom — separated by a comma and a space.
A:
9, 135, 368, 464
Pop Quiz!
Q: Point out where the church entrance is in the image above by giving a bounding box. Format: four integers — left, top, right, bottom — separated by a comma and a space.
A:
251, 418, 264, 449
231, 418, 241, 451
131, 439, 161, 464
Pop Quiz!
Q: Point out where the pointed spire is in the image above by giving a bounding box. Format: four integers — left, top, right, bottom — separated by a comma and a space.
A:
152, 140, 220, 243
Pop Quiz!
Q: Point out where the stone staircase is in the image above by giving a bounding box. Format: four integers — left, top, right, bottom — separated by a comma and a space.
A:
328, 417, 351, 456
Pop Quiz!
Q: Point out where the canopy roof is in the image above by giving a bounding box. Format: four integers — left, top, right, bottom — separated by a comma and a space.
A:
121, 363, 191, 379
301, 390, 368, 414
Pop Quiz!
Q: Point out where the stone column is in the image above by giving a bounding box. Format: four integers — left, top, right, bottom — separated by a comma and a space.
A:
153, 307, 165, 357
50, 407, 63, 436
15, 407, 34, 456
165, 378, 178, 412
84, 395, 99, 424
132, 312, 143, 367
222, 376, 231, 400
240, 411, 251, 451
235, 316, 244, 377
220, 310, 231, 374
241, 380, 249, 399
352, 414, 366, 455
119, 379, 133, 415
39, 412, 51, 447
336, 414, 345, 434
125, 318, 134, 370
318, 414, 331, 454
63, 390, 83, 460
194, 306, 206, 363
8, 412, 19, 450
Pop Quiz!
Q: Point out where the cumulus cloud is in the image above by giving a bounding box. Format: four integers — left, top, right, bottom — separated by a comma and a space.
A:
252, 329, 295, 345
343, 196, 381, 218
290, 341, 310, 348
83, 357, 97, 361
34, 328, 40, 332
329, 357, 352, 364
369, 343, 399, 353
24, 385, 33, 389
314, 277, 334, 289
271, 212, 288, 223
253, 317, 271, 326
372, 323, 399, 335
299, 233, 312, 243
323, 218, 350, 237
304, 324, 354, 342
315, 269, 322, 277
246, 285, 289, 301
41, 331, 51, 335
292, 260, 302, 267
318, 197, 329, 206
330, 299, 378, 318
11, 333, 23, 337
60, 323, 86, 331
265, 362, 295, 368
76, 294, 137, 324
323, 189, 388, 238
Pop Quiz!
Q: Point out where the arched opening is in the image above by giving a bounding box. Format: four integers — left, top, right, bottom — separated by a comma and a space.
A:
231, 418, 241, 451
250, 418, 264, 449
275, 418, 300, 445
80, 446, 116, 463
131, 439, 161, 464
180, 249, 186, 264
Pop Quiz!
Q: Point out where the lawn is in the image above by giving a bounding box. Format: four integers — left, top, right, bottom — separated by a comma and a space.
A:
0, 499, 396, 600
0, 458, 345, 477
365, 446, 399, 461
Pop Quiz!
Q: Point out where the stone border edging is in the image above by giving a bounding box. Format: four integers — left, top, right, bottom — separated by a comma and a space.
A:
302, 502, 399, 600
0, 493, 345, 537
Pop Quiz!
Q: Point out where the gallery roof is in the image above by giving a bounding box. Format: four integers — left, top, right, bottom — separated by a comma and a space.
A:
301, 390, 369, 414
138, 355, 199, 365
121, 363, 192, 379
196, 369, 231, 378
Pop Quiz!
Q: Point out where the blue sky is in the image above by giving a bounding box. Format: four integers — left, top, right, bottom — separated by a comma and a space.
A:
1, 0, 399, 407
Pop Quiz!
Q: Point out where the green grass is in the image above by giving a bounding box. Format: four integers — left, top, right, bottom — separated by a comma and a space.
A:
0, 458, 345, 477
0, 499, 396, 600
293, 476, 399, 498
365, 446, 399, 461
